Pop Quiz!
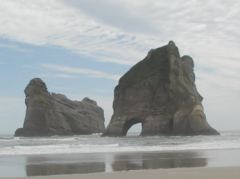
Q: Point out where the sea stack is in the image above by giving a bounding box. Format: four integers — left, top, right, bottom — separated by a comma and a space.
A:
104, 41, 219, 136
15, 78, 105, 136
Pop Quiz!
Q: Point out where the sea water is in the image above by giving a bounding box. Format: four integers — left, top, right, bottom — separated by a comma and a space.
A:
0, 131, 240, 156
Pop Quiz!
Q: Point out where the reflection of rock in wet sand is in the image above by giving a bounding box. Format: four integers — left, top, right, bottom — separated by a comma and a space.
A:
111, 153, 143, 171
26, 162, 105, 176
112, 151, 207, 171
25, 154, 106, 176
24, 151, 207, 176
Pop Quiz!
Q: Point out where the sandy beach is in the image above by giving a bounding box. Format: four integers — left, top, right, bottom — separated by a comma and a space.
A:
4, 167, 239, 179
1, 149, 240, 178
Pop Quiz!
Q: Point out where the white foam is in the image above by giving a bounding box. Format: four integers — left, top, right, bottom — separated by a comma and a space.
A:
1, 132, 240, 156
0, 140, 240, 156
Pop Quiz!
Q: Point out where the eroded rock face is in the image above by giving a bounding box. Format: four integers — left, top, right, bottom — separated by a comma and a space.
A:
104, 41, 219, 136
15, 78, 105, 136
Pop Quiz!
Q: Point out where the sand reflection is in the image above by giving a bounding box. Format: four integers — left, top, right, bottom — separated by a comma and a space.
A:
25, 151, 207, 176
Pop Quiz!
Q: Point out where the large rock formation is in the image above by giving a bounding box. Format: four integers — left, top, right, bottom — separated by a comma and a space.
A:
15, 78, 105, 136
104, 41, 219, 136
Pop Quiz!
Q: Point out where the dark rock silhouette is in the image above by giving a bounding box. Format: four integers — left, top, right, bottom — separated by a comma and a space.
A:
104, 41, 219, 136
112, 152, 207, 171
26, 162, 105, 176
15, 78, 105, 136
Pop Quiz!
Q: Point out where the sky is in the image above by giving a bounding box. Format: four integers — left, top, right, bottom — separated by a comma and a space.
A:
0, 0, 240, 134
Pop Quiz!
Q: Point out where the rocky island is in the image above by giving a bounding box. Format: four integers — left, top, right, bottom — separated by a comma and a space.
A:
15, 78, 105, 136
104, 41, 219, 136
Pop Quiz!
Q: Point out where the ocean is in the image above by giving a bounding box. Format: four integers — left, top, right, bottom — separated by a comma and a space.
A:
0, 131, 240, 177
0, 131, 240, 155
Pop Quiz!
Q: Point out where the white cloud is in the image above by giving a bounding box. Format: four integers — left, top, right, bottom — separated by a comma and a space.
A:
0, 0, 153, 65
38, 73, 77, 80
0, 0, 239, 69
52, 74, 77, 79
41, 63, 120, 81
62, 0, 158, 34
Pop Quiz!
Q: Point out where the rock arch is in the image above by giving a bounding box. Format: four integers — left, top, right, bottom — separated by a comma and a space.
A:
123, 118, 143, 136
104, 41, 219, 136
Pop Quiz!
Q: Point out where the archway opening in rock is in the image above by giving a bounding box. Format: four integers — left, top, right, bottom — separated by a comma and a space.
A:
123, 118, 143, 136
126, 123, 142, 136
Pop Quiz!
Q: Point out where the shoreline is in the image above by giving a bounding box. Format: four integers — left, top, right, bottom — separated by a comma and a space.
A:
5, 167, 240, 179
1, 148, 240, 177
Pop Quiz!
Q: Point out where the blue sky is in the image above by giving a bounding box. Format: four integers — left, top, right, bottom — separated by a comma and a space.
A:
0, 0, 240, 134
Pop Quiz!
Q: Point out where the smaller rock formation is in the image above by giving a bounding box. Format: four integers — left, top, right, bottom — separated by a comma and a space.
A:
104, 41, 219, 136
15, 78, 105, 136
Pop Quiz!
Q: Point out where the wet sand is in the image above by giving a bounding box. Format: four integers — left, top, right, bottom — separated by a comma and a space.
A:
1, 149, 240, 178
5, 167, 240, 179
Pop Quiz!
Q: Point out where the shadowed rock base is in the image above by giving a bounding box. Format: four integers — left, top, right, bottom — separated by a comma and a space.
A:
104, 41, 219, 136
